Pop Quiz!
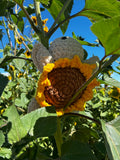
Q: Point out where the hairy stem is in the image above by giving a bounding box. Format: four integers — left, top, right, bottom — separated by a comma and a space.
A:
34, 0, 44, 32
65, 54, 120, 110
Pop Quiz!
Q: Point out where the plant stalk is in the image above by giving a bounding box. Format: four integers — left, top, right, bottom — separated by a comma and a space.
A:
54, 117, 63, 157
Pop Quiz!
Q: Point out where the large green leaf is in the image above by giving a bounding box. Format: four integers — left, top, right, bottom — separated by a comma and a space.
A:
3, 105, 27, 144
0, 74, 8, 97
79, 0, 120, 22
20, 106, 57, 135
11, 14, 24, 33
45, 0, 73, 34
101, 117, 120, 160
0, 131, 5, 147
61, 140, 97, 160
36, 0, 50, 5
13, 0, 24, 6
34, 116, 57, 137
0, 148, 12, 159
13, 55, 26, 71
91, 16, 120, 55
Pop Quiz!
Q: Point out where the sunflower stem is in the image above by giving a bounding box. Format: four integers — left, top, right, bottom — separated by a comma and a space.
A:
54, 117, 63, 157
64, 54, 120, 110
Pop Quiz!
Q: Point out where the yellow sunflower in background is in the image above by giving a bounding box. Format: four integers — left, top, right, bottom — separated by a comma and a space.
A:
31, 16, 37, 25
36, 55, 100, 115
43, 26, 48, 33
25, 50, 31, 58
108, 87, 120, 100
9, 65, 15, 71
16, 36, 24, 44
42, 18, 48, 26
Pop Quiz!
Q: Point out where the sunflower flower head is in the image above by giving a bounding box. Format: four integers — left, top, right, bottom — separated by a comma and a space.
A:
9, 65, 15, 71
25, 50, 31, 58
31, 16, 37, 25
28, 37, 100, 116
36, 55, 99, 115
108, 87, 120, 100
16, 36, 24, 44
42, 18, 48, 26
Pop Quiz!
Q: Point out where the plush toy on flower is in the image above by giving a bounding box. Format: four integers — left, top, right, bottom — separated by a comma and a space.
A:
28, 37, 100, 116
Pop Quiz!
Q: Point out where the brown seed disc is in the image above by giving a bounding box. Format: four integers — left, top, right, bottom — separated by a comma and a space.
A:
44, 67, 86, 108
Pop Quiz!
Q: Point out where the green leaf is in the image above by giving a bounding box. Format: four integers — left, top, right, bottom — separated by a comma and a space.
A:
79, 0, 120, 22
20, 106, 57, 135
36, 0, 50, 5
72, 32, 99, 47
11, 14, 24, 33
0, 0, 8, 16
98, 74, 120, 88
61, 140, 97, 160
91, 16, 120, 55
0, 148, 12, 159
0, 74, 8, 97
101, 117, 120, 160
0, 131, 5, 147
13, 0, 24, 5
13, 55, 26, 71
46, 0, 73, 34
15, 93, 29, 108
3, 105, 27, 144
34, 116, 57, 138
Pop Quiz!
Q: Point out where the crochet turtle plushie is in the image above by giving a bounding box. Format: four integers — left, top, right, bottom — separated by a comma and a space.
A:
28, 36, 99, 115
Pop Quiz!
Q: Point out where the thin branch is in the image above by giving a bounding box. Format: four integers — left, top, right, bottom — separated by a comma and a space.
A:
48, 0, 72, 34
19, 4, 41, 36
47, 10, 80, 38
2, 17, 13, 48
63, 112, 101, 125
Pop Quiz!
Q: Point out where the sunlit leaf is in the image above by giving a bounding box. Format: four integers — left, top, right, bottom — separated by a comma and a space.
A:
36, 0, 49, 5
0, 131, 5, 147
72, 32, 99, 47
101, 116, 120, 160
79, 0, 120, 22
0, 148, 12, 159
21, 106, 57, 135
3, 105, 27, 144
91, 16, 120, 55
13, 55, 26, 71
98, 74, 120, 88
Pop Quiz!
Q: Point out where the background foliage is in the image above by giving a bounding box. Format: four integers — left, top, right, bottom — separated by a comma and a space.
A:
0, 0, 120, 160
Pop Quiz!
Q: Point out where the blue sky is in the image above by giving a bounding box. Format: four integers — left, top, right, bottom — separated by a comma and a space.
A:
0, 0, 119, 80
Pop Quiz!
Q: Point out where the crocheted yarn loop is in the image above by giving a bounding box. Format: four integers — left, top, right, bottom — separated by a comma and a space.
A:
44, 67, 86, 109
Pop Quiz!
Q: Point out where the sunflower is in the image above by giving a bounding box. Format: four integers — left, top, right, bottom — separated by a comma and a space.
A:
43, 26, 48, 33
9, 65, 15, 71
25, 50, 31, 58
35, 55, 100, 115
42, 18, 48, 26
108, 87, 120, 100
16, 36, 24, 44
31, 16, 37, 25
